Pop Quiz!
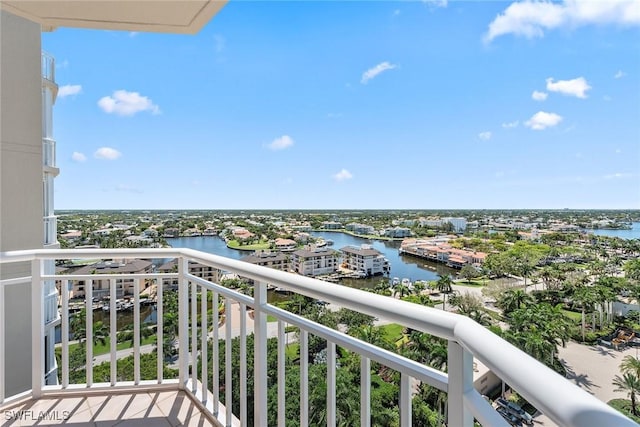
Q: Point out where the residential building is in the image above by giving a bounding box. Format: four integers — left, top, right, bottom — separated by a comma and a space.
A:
340, 245, 390, 276
60, 230, 82, 242
399, 238, 485, 269
202, 227, 218, 236
273, 238, 297, 251
241, 251, 291, 272
383, 227, 412, 238
322, 221, 342, 229
291, 246, 339, 276
443, 217, 467, 233
418, 217, 467, 233
163, 227, 180, 238
345, 223, 375, 235
231, 227, 254, 240
158, 259, 219, 289
63, 259, 153, 299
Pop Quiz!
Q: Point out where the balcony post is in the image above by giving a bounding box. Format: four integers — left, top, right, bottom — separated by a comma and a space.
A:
178, 257, 189, 389
31, 259, 44, 398
0, 279, 5, 404
254, 280, 268, 425
447, 341, 473, 427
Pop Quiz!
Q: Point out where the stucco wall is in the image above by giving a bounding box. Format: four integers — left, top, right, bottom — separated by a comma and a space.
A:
1, 9, 43, 396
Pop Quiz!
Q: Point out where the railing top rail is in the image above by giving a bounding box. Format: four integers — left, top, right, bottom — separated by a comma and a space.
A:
0, 248, 635, 427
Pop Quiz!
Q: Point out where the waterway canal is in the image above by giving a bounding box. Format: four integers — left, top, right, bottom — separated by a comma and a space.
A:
166, 232, 458, 290
589, 222, 640, 240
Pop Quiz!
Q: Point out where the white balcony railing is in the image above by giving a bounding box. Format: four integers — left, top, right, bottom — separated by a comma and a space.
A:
43, 216, 57, 246
0, 248, 636, 427
43, 137, 56, 168
41, 52, 55, 83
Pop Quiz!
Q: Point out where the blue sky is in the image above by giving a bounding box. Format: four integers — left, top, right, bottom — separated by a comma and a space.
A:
43, 0, 640, 210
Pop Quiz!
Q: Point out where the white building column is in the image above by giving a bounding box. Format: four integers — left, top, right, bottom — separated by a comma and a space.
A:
0, 9, 44, 396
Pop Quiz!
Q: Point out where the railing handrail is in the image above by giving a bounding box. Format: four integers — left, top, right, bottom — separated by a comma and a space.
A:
0, 248, 635, 427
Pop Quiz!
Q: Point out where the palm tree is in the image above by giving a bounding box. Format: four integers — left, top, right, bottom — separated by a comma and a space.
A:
612, 372, 640, 416
436, 274, 453, 310
117, 322, 156, 347
507, 330, 554, 363
393, 283, 411, 299
350, 324, 392, 351
70, 308, 109, 346
497, 289, 533, 315
572, 286, 598, 342
402, 330, 448, 371
593, 283, 616, 327
620, 355, 640, 378
516, 255, 536, 289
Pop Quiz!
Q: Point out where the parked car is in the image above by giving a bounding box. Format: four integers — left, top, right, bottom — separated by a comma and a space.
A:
495, 397, 533, 426
497, 406, 523, 426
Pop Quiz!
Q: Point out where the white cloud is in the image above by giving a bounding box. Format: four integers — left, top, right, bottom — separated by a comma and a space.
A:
525, 111, 563, 130
614, 70, 626, 79
502, 120, 519, 129
213, 34, 225, 53
478, 131, 492, 141
484, 0, 640, 43
115, 184, 142, 193
98, 90, 160, 116
268, 135, 294, 151
361, 62, 397, 84
546, 77, 592, 98
71, 151, 87, 162
94, 147, 122, 160
603, 172, 635, 179
333, 169, 353, 182
423, 0, 448, 8
129, 32, 139, 38
532, 90, 548, 101
58, 84, 82, 98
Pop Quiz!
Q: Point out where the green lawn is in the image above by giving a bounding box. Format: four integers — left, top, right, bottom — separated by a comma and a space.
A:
379, 323, 404, 344
61, 335, 158, 357
561, 309, 582, 322
608, 399, 640, 423
226, 240, 271, 251
453, 279, 486, 287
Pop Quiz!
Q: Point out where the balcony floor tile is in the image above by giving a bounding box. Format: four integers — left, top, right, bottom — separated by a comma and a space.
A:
1, 389, 217, 427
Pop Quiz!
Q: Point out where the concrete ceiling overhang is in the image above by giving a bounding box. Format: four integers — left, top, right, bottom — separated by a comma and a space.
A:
0, 0, 227, 34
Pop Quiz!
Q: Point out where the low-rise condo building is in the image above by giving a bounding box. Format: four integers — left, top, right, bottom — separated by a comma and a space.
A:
62, 259, 153, 299
322, 221, 343, 229
345, 223, 375, 235
241, 251, 291, 272
340, 244, 391, 276
158, 258, 219, 289
291, 246, 339, 276
383, 227, 412, 238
